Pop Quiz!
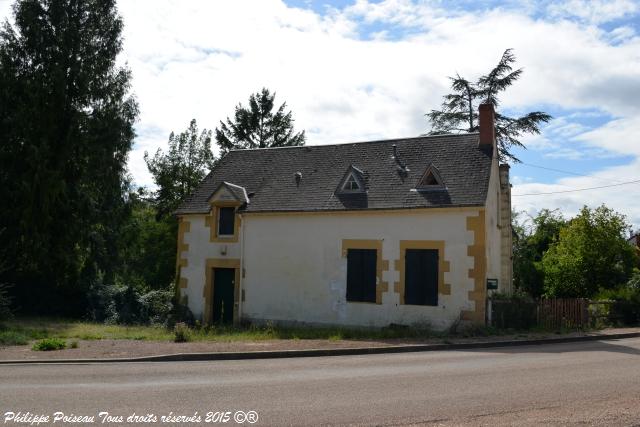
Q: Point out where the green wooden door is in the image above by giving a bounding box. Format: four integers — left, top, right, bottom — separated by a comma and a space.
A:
212, 268, 235, 324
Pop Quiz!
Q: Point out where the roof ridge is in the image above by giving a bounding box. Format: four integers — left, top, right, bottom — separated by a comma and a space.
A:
230, 132, 480, 153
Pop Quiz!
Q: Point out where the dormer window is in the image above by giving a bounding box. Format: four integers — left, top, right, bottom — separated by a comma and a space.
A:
343, 174, 361, 191
416, 164, 445, 190
218, 207, 236, 236
206, 182, 247, 243
337, 165, 366, 194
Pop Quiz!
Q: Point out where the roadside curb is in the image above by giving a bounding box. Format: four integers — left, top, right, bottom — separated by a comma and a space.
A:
2, 331, 639, 365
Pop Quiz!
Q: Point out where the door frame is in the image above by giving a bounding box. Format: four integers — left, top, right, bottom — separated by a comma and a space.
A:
203, 258, 241, 325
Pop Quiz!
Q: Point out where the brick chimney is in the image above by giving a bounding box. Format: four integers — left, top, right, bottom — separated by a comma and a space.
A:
479, 103, 495, 148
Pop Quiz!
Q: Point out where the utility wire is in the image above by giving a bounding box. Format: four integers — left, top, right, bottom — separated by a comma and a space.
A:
519, 161, 624, 184
513, 179, 640, 197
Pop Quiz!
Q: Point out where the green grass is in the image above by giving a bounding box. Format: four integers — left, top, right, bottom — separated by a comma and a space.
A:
184, 323, 440, 342
0, 318, 173, 344
0, 330, 30, 345
0, 317, 534, 347
32, 337, 66, 351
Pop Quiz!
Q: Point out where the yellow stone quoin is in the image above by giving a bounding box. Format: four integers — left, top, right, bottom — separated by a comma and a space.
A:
462, 209, 487, 324
176, 217, 190, 289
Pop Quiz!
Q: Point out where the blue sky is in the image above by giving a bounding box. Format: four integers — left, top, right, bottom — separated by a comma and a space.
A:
1, 0, 639, 228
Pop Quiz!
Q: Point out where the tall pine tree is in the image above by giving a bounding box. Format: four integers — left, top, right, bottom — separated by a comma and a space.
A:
215, 88, 305, 156
0, 0, 138, 314
427, 49, 551, 162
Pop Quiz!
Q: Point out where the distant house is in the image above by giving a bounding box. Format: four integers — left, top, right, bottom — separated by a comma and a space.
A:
630, 232, 640, 266
175, 104, 512, 329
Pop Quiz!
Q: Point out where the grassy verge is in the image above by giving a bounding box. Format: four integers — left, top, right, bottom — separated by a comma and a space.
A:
0, 317, 574, 347
188, 323, 443, 342
0, 317, 448, 345
0, 317, 172, 345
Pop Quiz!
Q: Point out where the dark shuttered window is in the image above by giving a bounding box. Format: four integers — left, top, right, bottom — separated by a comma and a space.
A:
404, 249, 438, 306
346, 249, 377, 303
218, 207, 235, 236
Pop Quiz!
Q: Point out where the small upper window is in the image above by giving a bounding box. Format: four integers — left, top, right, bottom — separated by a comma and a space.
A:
343, 174, 361, 191
423, 173, 439, 186
416, 164, 445, 190
218, 207, 235, 236
337, 165, 366, 194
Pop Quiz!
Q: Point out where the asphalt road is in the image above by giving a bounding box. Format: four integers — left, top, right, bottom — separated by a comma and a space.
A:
2, 338, 640, 426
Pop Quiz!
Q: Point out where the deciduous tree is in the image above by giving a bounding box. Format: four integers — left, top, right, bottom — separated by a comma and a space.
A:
513, 209, 566, 298
542, 205, 638, 298
145, 119, 215, 218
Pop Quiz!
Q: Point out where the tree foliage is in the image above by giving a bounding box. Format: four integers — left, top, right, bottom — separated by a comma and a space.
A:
0, 0, 138, 315
542, 206, 638, 298
142, 119, 216, 306
215, 88, 305, 156
116, 189, 177, 290
513, 209, 566, 298
427, 49, 551, 162
145, 119, 215, 218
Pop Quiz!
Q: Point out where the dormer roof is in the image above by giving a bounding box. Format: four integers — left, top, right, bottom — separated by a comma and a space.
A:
336, 165, 366, 194
415, 164, 445, 190
208, 181, 249, 205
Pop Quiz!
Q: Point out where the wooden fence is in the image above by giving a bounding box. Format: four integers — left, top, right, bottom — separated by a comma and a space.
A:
537, 298, 589, 329
490, 298, 590, 329
490, 297, 639, 329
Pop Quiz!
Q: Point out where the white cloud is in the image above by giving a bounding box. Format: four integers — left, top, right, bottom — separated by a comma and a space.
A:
576, 116, 640, 156
547, 0, 638, 24
544, 117, 589, 138
607, 25, 637, 43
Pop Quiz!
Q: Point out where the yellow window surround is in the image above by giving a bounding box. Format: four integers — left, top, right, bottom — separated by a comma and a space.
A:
393, 240, 451, 305
204, 201, 242, 243
341, 239, 389, 305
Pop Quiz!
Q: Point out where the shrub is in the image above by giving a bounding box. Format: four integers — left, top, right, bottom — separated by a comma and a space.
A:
0, 282, 13, 322
166, 295, 195, 328
596, 270, 640, 326
139, 289, 173, 324
32, 338, 67, 351
173, 322, 192, 343
0, 330, 29, 346
489, 291, 537, 330
86, 271, 119, 323
70, 341, 79, 349
87, 275, 176, 326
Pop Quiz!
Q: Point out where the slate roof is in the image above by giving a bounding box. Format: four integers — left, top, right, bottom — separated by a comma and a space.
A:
176, 133, 493, 214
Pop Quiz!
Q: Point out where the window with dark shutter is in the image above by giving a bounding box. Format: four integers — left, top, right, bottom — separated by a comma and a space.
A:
404, 249, 438, 306
346, 249, 377, 303
218, 207, 235, 236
